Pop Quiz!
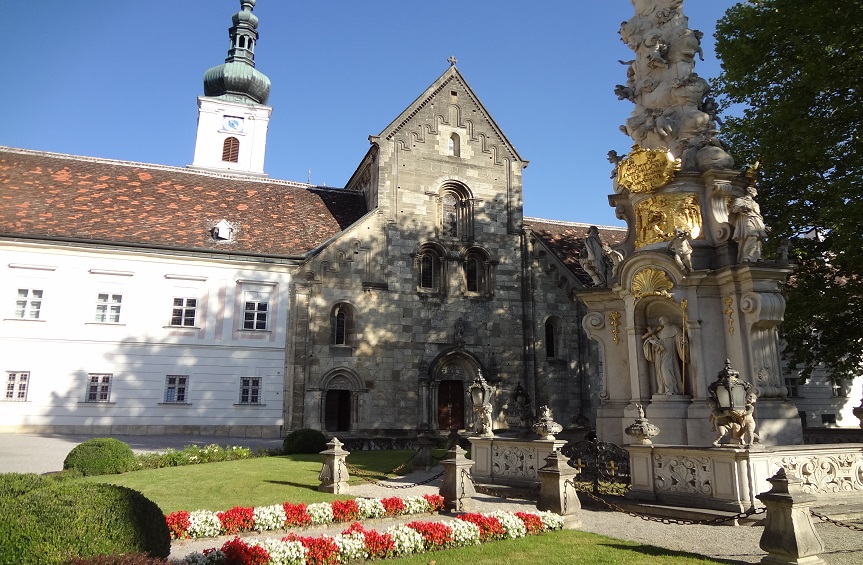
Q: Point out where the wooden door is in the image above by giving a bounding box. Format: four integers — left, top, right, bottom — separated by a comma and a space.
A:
325, 389, 351, 432
437, 380, 465, 430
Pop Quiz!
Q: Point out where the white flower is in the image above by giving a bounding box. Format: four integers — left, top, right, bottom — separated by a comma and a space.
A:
449, 518, 481, 546
536, 510, 565, 531
355, 497, 385, 519
490, 511, 527, 539
182, 549, 225, 564
306, 502, 334, 525
248, 538, 306, 565
402, 496, 431, 515
334, 532, 369, 561
253, 504, 287, 532
186, 509, 222, 538
387, 524, 425, 556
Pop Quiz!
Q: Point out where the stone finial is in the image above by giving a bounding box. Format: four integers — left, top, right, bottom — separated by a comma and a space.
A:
625, 403, 660, 445
447, 55, 458, 67
318, 437, 350, 494
533, 405, 563, 440
853, 396, 863, 429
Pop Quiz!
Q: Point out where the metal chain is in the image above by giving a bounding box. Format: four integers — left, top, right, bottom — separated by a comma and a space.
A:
342, 448, 422, 478
811, 510, 863, 532
344, 463, 445, 489
567, 479, 766, 525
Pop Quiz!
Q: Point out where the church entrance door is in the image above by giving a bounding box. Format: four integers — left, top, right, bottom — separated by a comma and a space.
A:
325, 389, 351, 432
437, 380, 464, 430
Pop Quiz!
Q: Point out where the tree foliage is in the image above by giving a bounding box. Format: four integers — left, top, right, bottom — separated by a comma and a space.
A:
714, 0, 863, 381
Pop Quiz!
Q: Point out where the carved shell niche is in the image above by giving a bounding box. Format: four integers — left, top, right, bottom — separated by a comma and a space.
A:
631, 267, 674, 302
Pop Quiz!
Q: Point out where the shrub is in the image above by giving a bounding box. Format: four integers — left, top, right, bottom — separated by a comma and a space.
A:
65, 554, 169, 565
63, 438, 136, 476
0, 481, 170, 564
282, 428, 328, 454
0, 472, 51, 498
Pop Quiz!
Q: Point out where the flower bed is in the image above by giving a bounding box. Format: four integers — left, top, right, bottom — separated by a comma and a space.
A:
166, 495, 445, 540
180, 510, 564, 564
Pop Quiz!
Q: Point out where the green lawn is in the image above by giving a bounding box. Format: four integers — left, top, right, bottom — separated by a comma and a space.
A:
77, 450, 419, 513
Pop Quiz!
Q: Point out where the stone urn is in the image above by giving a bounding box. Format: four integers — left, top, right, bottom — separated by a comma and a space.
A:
532, 405, 563, 440
624, 404, 660, 445
853, 396, 863, 429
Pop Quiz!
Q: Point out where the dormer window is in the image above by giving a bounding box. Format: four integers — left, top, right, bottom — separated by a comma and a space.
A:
222, 137, 240, 162
212, 219, 234, 242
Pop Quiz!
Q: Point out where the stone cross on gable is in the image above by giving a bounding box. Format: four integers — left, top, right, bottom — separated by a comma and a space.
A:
447, 55, 458, 66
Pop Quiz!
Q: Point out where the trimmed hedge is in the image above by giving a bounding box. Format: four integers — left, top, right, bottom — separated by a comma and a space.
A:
283, 428, 328, 454
63, 438, 136, 476
0, 472, 51, 498
0, 480, 170, 565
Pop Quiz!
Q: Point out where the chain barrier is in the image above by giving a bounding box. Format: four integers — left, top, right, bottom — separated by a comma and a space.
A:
341, 448, 446, 490
810, 510, 863, 532
564, 478, 766, 525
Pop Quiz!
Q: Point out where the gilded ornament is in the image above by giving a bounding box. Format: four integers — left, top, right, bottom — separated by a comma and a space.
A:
631, 268, 674, 303
635, 193, 703, 248
616, 144, 681, 193
724, 296, 735, 335
610, 311, 622, 345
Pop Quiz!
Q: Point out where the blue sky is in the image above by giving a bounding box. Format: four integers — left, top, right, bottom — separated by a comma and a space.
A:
1, 1, 738, 226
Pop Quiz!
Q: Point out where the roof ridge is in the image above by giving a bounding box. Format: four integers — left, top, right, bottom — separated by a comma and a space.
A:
0, 145, 351, 191
523, 216, 626, 231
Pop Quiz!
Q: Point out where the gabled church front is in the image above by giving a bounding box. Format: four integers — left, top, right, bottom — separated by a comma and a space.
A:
0, 1, 618, 438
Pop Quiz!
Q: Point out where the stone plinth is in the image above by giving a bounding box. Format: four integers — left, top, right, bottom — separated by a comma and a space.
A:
469, 436, 567, 487
318, 438, 350, 494
628, 443, 863, 513
758, 469, 826, 565
537, 450, 581, 527
440, 445, 476, 512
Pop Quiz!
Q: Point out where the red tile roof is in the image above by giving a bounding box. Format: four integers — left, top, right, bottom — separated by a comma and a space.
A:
0, 147, 367, 257
524, 217, 626, 284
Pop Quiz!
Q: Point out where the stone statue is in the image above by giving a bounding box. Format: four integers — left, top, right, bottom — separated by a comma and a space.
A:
732, 187, 768, 263
580, 226, 607, 286
641, 316, 687, 395
602, 242, 624, 280
707, 361, 760, 447
666, 228, 693, 273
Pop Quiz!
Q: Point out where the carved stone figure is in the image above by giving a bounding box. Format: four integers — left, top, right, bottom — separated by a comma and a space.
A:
666, 228, 693, 273
707, 390, 759, 447
580, 226, 607, 286
602, 242, 624, 280
732, 187, 768, 263
642, 316, 686, 395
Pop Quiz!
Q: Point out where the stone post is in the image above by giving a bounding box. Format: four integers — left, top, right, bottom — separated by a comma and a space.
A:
413, 432, 435, 471
440, 445, 476, 512
318, 437, 350, 494
537, 450, 581, 528
756, 468, 826, 565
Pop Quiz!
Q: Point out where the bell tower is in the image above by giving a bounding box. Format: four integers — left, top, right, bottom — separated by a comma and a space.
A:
190, 0, 272, 176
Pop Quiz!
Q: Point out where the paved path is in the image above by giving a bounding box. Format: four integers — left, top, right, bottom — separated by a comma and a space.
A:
2, 434, 861, 564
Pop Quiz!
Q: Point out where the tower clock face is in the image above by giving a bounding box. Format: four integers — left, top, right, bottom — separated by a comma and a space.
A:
222, 116, 244, 133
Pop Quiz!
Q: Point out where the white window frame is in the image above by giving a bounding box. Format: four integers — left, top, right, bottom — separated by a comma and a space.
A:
242, 292, 269, 330
86, 373, 112, 403
239, 376, 262, 404
15, 289, 43, 319
170, 297, 198, 327
95, 293, 122, 323
4, 371, 30, 401
163, 375, 189, 404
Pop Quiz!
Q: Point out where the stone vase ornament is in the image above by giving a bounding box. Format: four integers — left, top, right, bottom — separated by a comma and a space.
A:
624, 404, 660, 445
852, 396, 863, 429
533, 405, 563, 440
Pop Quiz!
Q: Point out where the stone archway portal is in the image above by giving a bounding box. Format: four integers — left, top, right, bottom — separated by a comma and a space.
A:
437, 380, 465, 430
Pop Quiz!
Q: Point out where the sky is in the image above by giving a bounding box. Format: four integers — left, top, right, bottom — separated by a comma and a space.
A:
1, 1, 739, 227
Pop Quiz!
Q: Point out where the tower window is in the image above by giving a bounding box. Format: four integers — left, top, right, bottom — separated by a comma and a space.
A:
222, 137, 240, 162
439, 184, 474, 241
449, 133, 461, 157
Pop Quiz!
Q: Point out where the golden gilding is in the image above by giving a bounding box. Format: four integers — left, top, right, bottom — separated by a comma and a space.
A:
617, 144, 681, 194
635, 193, 703, 248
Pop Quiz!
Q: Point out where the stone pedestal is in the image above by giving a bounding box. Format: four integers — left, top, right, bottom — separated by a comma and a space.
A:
318, 437, 350, 494
643, 396, 690, 444
537, 450, 581, 528
440, 445, 476, 512
757, 469, 826, 565
412, 435, 435, 471
469, 436, 566, 487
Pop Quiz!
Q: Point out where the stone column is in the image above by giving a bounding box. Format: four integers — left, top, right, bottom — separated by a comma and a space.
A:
756, 468, 826, 565
440, 445, 476, 512
537, 450, 581, 528
318, 438, 350, 494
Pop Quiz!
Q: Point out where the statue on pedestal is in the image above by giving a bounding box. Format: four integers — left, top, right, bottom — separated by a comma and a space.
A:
732, 187, 768, 263
641, 316, 687, 395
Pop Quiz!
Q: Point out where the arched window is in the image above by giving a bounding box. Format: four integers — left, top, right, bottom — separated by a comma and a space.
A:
449, 133, 461, 157
222, 137, 240, 162
331, 303, 355, 346
463, 248, 491, 295
417, 246, 444, 293
439, 183, 473, 241
545, 316, 563, 359
466, 256, 480, 292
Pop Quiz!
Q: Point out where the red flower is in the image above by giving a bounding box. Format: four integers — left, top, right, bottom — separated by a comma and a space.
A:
283, 534, 340, 565
515, 512, 544, 534
338, 524, 395, 559
381, 496, 406, 516
331, 498, 359, 522
283, 501, 312, 527
165, 510, 190, 540
221, 537, 270, 565
217, 506, 255, 535
457, 513, 506, 541
422, 493, 445, 512
405, 520, 454, 549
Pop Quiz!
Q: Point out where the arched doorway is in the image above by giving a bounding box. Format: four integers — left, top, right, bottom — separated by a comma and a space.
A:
320, 369, 364, 433
426, 350, 485, 432
325, 389, 351, 432
437, 379, 464, 430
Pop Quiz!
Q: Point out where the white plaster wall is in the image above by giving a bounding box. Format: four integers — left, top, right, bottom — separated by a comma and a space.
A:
0, 242, 291, 436
792, 368, 863, 428
191, 97, 272, 176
